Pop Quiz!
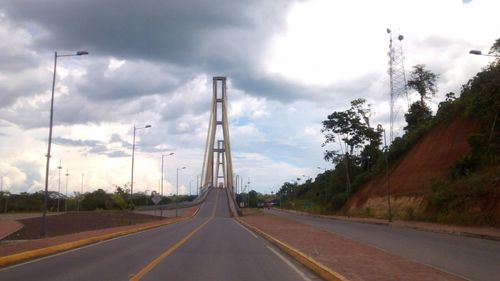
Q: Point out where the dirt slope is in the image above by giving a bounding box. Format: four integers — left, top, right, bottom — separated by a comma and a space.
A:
345, 118, 480, 217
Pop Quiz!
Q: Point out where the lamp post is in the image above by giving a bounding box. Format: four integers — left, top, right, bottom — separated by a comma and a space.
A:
196, 175, 200, 196
77, 173, 84, 212
57, 161, 62, 213
378, 124, 392, 222
161, 152, 174, 196
247, 178, 251, 208
1, 176, 3, 212
40, 50, 88, 238
65, 169, 69, 212
235, 175, 239, 195
129, 124, 152, 223
176, 167, 186, 217
469, 50, 500, 58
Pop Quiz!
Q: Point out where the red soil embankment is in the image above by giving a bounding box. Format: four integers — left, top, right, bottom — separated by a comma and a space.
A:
346, 118, 480, 211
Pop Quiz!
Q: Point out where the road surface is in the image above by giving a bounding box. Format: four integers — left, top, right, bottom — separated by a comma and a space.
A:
266, 208, 500, 281
0, 189, 319, 281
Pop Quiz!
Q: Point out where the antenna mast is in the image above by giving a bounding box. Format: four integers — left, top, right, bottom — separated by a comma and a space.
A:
387, 28, 409, 142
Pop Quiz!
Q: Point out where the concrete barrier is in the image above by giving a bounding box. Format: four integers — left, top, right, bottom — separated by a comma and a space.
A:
225, 188, 241, 217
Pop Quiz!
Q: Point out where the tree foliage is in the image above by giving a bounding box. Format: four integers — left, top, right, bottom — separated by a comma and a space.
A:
322, 98, 382, 164
489, 37, 500, 55
407, 64, 439, 103
404, 101, 432, 132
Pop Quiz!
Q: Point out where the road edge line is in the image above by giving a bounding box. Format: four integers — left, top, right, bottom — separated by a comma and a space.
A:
0, 207, 200, 268
235, 218, 349, 281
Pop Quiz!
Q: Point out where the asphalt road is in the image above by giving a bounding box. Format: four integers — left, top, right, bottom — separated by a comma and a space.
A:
266, 208, 500, 281
0, 190, 319, 281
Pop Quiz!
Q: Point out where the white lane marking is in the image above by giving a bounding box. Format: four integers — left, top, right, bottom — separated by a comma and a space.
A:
266, 245, 313, 281
235, 220, 258, 238
0, 220, 194, 272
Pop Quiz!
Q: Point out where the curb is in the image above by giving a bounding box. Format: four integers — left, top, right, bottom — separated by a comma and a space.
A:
0, 207, 200, 268
273, 208, 500, 241
236, 218, 349, 281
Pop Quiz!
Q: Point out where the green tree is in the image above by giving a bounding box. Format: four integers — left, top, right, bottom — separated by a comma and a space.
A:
248, 190, 258, 207
404, 101, 432, 132
322, 98, 381, 164
407, 64, 439, 103
489, 37, 500, 55
81, 189, 110, 210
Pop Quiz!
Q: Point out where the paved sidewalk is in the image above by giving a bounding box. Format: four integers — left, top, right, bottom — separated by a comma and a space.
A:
277, 208, 500, 241
0, 207, 197, 259
240, 211, 466, 281
0, 220, 23, 241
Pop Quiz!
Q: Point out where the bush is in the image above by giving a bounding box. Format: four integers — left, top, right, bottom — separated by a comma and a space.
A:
430, 180, 456, 209
450, 156, 477, 179
331, 192, 348, 210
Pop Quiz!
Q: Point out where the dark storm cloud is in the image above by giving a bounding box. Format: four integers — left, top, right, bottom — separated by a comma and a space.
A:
53, 136, 101, 147
73, 59, 184, 102
53, 136, 131, 158
105, 150, 130, 158
2, 0, 307, 102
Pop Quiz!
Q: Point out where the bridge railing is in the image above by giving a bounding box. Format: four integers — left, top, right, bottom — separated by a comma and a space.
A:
137, 185, 213, 211
225, 186, 242, 217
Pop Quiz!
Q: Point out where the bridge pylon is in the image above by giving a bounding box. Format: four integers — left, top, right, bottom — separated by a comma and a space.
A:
200, 77, 234, 193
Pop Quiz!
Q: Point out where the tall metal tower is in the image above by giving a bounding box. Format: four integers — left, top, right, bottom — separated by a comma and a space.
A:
387, 28, 409, 142
201, 77, 234, 192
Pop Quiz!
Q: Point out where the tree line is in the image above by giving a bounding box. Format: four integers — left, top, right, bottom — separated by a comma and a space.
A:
0, 185, 196, 213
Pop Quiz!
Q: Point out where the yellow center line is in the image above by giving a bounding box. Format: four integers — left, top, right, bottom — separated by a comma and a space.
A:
130, 189, 219, 281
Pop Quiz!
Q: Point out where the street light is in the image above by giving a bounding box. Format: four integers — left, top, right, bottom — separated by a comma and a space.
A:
161, 152, 174, 196
129, 124, 152, 223
176, 166, 186, 217
64, 169, 69, 212
57, 161, 62, 213
469, 50, 500, 58
41, 50, 88, 238
77, 173, 85, 212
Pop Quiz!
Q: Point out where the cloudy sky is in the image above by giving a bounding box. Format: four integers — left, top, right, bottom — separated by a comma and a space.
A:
0, 0, 498, 196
